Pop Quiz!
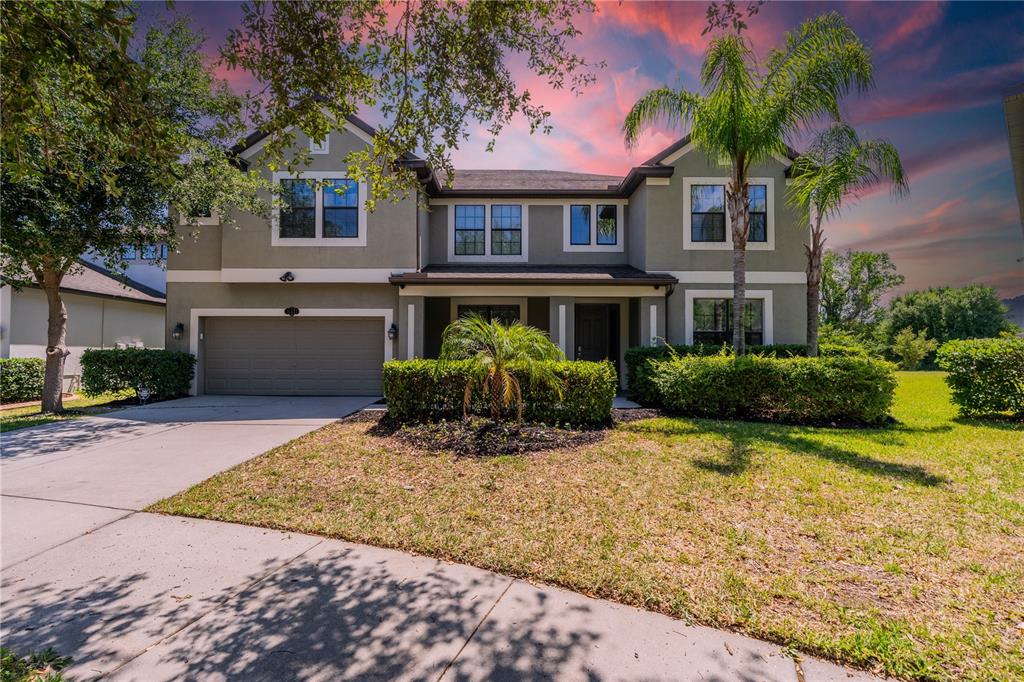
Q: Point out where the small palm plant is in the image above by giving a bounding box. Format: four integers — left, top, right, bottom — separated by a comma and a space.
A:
438, 314, 565, 422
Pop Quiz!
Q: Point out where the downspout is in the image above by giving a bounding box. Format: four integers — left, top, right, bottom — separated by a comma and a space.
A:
664, 283, 675, 346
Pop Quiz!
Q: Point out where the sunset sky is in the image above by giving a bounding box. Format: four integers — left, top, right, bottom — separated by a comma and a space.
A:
138, 1, 1024, 298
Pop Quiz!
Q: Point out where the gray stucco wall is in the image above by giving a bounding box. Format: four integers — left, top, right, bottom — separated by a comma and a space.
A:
664, 282, 807, 346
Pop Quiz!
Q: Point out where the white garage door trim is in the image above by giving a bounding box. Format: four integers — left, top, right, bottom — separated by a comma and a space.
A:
188, 307, 394, 395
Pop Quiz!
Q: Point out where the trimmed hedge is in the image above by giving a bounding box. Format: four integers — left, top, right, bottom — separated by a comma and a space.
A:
937, 336, 1024, 417
382, 359, 616, 426
624, 344, 807, 406
81, 348, 196, 400
0, 358, 46, 403
649, 354, 897, 425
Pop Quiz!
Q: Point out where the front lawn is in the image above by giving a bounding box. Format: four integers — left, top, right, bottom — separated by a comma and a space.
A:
0, 392, 131, 432
152, 372, 1023, 681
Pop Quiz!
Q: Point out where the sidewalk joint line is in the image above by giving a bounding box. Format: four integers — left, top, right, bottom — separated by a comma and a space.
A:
0, 493, 137, 513
436, 578, 516, 682
1, 510, 136, 572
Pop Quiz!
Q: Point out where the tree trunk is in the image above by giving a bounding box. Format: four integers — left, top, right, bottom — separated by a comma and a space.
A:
40, 266, 70, 413
727, 174, 749, 355
805, 214, 826, 358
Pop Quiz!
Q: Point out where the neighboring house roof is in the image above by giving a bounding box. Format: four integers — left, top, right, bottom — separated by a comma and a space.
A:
55, 260, 166, 305
389, 265, 677, 287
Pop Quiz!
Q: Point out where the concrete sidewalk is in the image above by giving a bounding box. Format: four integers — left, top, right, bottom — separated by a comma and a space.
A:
1, 513, 877, 681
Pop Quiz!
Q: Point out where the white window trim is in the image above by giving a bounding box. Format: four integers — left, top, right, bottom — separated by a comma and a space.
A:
271, 170, 368, 247
562, 201, 626, 253
682, 177, 775, 251
309, 136, 329, 155
447, 202, 529, 263
683, 289, 773, 345
188, 307, 394, 395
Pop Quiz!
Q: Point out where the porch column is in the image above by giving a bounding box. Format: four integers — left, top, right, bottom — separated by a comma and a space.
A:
549, 297, 575, 358
399, 296, 425, 359
639, 296, 666, 347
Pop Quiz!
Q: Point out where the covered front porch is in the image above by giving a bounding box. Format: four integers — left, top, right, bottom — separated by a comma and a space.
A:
391, 266, 677, 389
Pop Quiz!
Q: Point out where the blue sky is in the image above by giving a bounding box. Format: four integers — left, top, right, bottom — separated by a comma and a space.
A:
138, 1, 1024, 297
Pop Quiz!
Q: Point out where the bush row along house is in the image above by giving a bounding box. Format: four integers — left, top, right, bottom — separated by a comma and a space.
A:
164, 116, 809, 395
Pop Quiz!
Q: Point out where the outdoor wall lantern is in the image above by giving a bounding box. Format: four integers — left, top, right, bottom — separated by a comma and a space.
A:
279, 271, 295, 282
387, 323, 399, 341
171, 322, 185, 340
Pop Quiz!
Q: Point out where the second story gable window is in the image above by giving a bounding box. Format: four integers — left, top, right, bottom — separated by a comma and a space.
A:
280, 179, 316, 238
323, 179, 359, 238
570, 205, 591, 245
454, 205, 486, 255
690, 185, 726, 242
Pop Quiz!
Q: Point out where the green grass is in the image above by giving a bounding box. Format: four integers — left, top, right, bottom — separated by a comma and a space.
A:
151, 372, 1023, 681
0, 393, 131, 432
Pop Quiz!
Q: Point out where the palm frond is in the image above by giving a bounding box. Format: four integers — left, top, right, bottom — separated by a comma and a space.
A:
621, 87, 701, 150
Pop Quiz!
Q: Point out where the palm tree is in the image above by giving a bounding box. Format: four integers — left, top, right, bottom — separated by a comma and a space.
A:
622, 13, 873, 354
438, 314, 565, 422
787, 123, 907, 355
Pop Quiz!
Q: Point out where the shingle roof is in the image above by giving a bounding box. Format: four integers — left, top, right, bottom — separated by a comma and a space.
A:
58, 260, 165, 305
390, 265, 676, 286
438, 169, 623, 192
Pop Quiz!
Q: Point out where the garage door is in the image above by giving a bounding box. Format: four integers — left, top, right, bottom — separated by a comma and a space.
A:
203, 317, 384, 395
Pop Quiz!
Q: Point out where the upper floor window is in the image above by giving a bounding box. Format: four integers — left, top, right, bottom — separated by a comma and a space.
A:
323, 179, 359, 238
596, 204, 618, 245
123, 244, 167, 262
562, 201, 625, 252
490, 204, 522, 255
691, 185, 725, 242
280, 179, 316, 238
693, 298, 764, 346
454, 205, 486, 255
272, 170, 368, 247
570, 205, 591, 245
683, 177, 774, 250
748, 184, 767, 242
448, 203, 528, 261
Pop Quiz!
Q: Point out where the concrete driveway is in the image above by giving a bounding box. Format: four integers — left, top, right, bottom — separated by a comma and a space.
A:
1, 395, 378, 567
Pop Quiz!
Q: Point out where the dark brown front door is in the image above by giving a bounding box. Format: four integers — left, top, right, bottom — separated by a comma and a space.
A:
575, 304, 611, 361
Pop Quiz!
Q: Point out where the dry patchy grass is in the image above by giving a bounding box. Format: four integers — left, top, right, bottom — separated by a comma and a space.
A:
151, 373, 1023, 681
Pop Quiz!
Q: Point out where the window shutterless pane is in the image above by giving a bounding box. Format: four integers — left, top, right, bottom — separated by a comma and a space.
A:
160, 244, 168, 259
454, 205, 485, 255
280, 179, 316, 238
323, 179, 358, 237
691, 185, 726, 242
693, 298, 764, 345
570, 204, 591, 245
122, 246, 137, 260
748, 184, 767, 242
490, 204, 522, 255
490, 204, 521, 229
457, 305, 520, 325
596, 204, 617, 245
141, 245, 158, 260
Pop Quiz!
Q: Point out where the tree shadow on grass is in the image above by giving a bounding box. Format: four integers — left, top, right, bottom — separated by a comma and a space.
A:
952, 415, 1024, 431
629, 418, 947, 486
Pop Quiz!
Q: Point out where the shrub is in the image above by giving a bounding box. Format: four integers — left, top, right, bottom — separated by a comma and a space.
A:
81, 348, 196, 400
817, 325, 871, 358
382, 359, 616, 426
891, 327, 938, 370
624, 343, 807, 405
937, 336, 1024, 417
649, 354, 897, 425
0, 358, 46, 403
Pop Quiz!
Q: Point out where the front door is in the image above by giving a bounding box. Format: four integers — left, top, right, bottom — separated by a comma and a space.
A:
575, 303, 612, 362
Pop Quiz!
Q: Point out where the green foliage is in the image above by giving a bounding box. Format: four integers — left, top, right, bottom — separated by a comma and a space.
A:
622, 12, 873, 352
0, 646, 71, 682
439, 315, 565, 421
817, 324, 871, 358
891, 327, 939, 371
80, 348, 196, 400
882, 285, 1013, 350
624, 344, 808, 406
0, 358, 45, 403
937, 335, 1024, 417
649, 355, 897, 425
223, 0, 599, 207
382, 359, 616, 426
820, 250, 905, 331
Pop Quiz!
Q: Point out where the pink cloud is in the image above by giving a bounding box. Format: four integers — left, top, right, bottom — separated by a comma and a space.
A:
875, 1, 945, 51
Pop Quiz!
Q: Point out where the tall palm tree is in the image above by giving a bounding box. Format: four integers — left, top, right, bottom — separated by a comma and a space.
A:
439, 314, 565, 422
622, 13, 873, 354
787, 123, 908, 355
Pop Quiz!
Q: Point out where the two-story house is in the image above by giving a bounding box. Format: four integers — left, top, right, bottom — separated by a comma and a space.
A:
163, 116, 807, 395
